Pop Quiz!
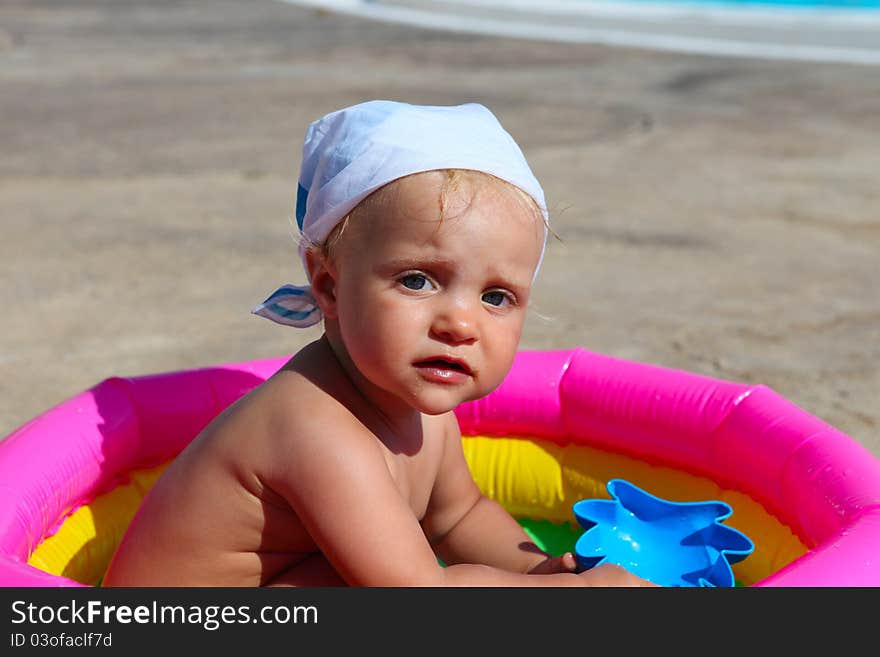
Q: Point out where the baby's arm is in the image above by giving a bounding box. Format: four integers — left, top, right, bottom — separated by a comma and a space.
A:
421, 414, 656, 587
420, 416, 554, 574
269, 398, 651, 587
267, 406, 444, 586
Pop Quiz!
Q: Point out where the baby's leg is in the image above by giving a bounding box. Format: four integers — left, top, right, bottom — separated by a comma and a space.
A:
265, 552, 348, 587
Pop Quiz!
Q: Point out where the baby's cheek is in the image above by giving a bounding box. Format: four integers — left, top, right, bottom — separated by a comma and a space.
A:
485, 323, 523, 377
352, 306, 415, 366
377, 298, 429, 333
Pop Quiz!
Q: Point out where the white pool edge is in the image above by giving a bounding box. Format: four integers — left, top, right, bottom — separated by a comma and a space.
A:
277, 0, 880, 65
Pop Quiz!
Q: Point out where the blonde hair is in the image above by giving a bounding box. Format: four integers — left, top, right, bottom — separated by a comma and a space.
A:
311, 169, 548, 260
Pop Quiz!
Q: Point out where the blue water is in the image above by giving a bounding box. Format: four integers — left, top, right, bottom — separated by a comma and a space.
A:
602, 0, 880, 8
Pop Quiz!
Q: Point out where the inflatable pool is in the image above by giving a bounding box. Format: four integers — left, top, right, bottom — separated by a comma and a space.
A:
2, 348, 879, 586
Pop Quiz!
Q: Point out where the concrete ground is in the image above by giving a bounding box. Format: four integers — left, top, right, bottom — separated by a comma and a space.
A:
1, 0, 878, 458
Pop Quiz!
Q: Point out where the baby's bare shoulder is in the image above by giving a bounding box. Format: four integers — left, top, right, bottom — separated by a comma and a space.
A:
228, 367, 373, 468
260, 367, 363, 434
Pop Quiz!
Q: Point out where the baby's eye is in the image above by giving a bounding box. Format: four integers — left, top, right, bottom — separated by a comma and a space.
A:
399, 273, 435, 291
482, 290, 512, 307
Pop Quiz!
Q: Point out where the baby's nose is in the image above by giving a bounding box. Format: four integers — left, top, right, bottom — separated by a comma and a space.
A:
429, 299, 478, 345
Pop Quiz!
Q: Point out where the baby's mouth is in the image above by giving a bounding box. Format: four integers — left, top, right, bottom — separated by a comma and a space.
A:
413, 358, 473, 376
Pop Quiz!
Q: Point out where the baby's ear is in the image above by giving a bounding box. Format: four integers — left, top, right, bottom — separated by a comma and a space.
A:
304, 248, 338, 320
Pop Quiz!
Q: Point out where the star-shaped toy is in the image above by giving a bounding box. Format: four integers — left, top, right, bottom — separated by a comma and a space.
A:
573, 479, 754, 587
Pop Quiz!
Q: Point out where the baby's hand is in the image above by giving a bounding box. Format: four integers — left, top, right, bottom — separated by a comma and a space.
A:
577, 562, 659, 587
527, 551, 578, 575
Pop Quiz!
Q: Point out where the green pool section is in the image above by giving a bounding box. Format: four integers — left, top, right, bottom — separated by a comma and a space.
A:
518, 518, 582, 556
437, 518, 580, 566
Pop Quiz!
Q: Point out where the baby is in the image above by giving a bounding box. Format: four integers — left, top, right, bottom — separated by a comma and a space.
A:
103, 101, 653, 587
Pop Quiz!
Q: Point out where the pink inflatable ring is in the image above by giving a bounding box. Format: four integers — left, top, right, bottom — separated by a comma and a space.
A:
2, 348, 879, 586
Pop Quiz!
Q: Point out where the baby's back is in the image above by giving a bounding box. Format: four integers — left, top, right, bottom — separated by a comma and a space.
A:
103, 370, 323, 586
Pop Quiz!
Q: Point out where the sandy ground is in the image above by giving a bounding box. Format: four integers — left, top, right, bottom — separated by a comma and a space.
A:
1, 0, 878, 458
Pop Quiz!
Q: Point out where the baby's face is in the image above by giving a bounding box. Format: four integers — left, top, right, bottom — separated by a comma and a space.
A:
328, 171, 545, 415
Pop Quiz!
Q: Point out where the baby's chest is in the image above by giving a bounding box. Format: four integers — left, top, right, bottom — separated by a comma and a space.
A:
384, 447, 441, 521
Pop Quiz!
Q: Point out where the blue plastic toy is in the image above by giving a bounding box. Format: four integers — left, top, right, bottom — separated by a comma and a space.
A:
573, 478, 755, 587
